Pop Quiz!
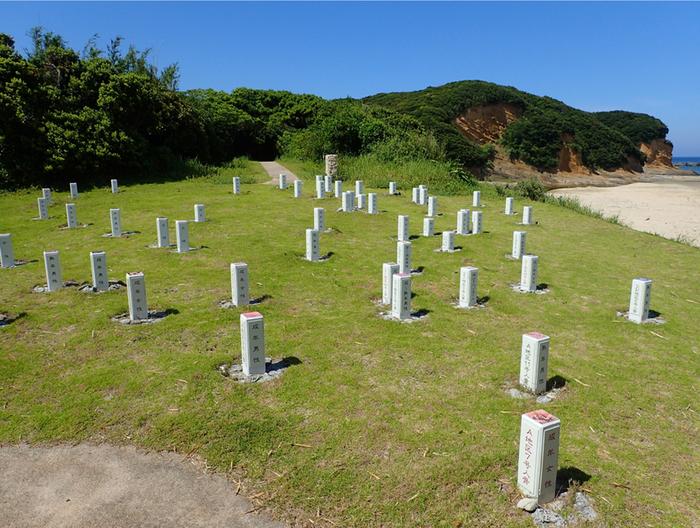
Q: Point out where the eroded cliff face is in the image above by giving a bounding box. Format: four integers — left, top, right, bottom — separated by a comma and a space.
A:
639, 138, 673, 168
453, 103, 522, 144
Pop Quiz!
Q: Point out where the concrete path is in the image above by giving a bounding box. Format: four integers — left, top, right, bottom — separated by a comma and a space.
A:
0, 444, 285, 528
259, 161, 299, 185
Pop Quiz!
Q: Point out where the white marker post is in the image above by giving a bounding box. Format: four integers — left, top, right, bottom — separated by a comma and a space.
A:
334, 180, 342, 198
313, 207, 325, 232
156, 217, 170, 248
471, 210, 483, 234
523, 206, 533, 225
294, 180, 302, 198
65, 203, 77, 228
355, 180, 364, 196
472, 190, 481, 207
427, 196, 437, 217
418, 185, 428, 206
520, 332, 550, 395
230, 262, 250, 306
397, 241, 412, 274
459, 266, 479, 308
126, 272, 148, 321
397, 215, 409, 242
357, 194, 366, 210
324, 174, 332, 194
176, 220, 189, 253
412, 187, 419, 204
512, 231, 527, 260
520, 255, 539, 292
505, 197, 514, 215
423, 217, 434, 237
457, 209, 470, 235
0, 234, 15, 268
382, 263, 399, 305
37, 197, 48, 220
240, 312, 266, 376
110, 208, 122, 237
90, 251, 109, 291
306, 228, 320, 262
194, 204, 206, 222
441, 230, 455, 252
111, 179, 119, 194
42, 188, 52, 204
69, 182, 78, 199
367, 193, 378, 214
517, 410, 560, 504
44, 251, 62, 291
232, 177, 241, 195
341, 191, 353, 212
315, 176, 324, 199
389, 181, 397, 195
391, 273, 412, 320
278, 174, 287, 190
628, 278, 652, 324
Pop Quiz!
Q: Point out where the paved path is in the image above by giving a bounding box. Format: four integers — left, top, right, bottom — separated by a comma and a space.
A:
0, 444, 285, 528
259, 161, 299, 185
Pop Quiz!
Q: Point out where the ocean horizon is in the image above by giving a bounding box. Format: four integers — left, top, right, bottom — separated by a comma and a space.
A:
673, 156, 700, 174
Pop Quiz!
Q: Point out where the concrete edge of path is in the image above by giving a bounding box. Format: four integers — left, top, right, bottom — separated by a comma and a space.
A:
259, 161, 300, 185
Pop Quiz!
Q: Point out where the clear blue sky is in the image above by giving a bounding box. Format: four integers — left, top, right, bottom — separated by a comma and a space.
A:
2, 1, 698, 155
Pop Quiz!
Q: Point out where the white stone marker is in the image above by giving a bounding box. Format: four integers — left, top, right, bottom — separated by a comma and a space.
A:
69, 182, 78, 199
397, 215, 409, 242
382, 262, 399, 305
194, 204, 206, 222
367, 193, 378, 214
427, 196, 437, 217
357, 194, 367, 210
294, 180, 303, 198
418, 185, 428, 206
397, 241, 412, 274
472, 190, 481, 207
628, 278, 652, 324
42, 187, 52, 204
520, 332, 550, 395
457, 209, 471, 235
156, 217, 169, 248
441, 230, 455, 252
240, 311, 266, 376
278, 173, 287, 190
324, 174, 332, 193
391, 273, 412, 320
65, 203, 77, 228
472, 210, 483, 234
230, 262, 249, 306
355, 180, 364, 196
232, 177, 241, 195
523, 206, 533, 225
90, 251, 109, 291
459, 266, 479, 308
110, 208, 122, 237
412, 187, 419, 204
334, 180, 342, 198
0, 234, 15, 268
505, 197, 514, 215
517, 410, 561, 504
341, 191, 352, 212
512, 231, 527, 260
423, 217, 434, 237
176, 220, 189, 253
43, 250, 62, 291
111, 179, 119, 193
37, 197, 48, 219
313, 207, 325, 232
315, 176, 324, 199
520, 255, 539, 292
306, 228, 320, 262
325, 154, 338, 177
126, 272, 148, 321
389, 181, 397, 195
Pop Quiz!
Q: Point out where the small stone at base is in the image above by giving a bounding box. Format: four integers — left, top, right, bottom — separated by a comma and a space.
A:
517, 497, 539, 512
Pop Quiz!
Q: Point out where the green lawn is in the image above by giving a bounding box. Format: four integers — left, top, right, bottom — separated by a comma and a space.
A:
0, 160, 698, 527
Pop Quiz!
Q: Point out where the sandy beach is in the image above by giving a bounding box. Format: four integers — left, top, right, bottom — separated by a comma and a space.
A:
550, 176, 700, 247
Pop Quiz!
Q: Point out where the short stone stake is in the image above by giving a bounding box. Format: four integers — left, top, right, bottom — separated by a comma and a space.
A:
294, 180, 303, 198
520, 255, 539, 292
520, 332, 550, 394
42, 187, 52, 204
397, 215, 409, 242
232, 177, 241, 195
523, 206, 533, 225
0, 234, 15, 268
628, 278, 652, 323
69, 182, 78, 198
457, 209, 470, 235
110, 208, 122, 237
505, 197, 514, 215
517, 410, 560, 504
423, 217, 434, 237
176, 220, 189, 253
334, 180, 342, 198
194, 204, 206, 222
459, 266, 478, 308
341, 191, 353, 212
391, 273, 412, 320
315, 176, 324, 199
90, 251, 109, 291
230, 263, 249, 306
37, 197, 48, 220
156, 217, 170, 248
441, 230, 455, 252
355, 180, 364, 196
512, 231, 527, 260
306, 228, 320, 261
472, 190, 481, 207
240, 312, 266, 376
389, 181, 397, 195
44, 250, 62, 291
412, 187, 419, 204
382, 263, 399, 305
397, 241, 412, 274
427, 196, 437, 217
418, 185, 427, 205
313, 207, 325, 232
324, 154, 338, 177
65, 203, 77, 228
278, 174, 287, 190
367, 193, 378, 214
126, 272, 148, 321
357, 194, 367, 210
111, 179, 119, 194
324, 175, 332, 193
471, 210, 483, 234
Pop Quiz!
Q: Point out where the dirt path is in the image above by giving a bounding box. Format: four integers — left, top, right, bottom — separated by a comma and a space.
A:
259, 161, 299, 185
0, 444, 285, 528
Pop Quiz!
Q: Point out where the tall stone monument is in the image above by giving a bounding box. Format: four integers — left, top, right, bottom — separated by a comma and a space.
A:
324, 154, 338, 177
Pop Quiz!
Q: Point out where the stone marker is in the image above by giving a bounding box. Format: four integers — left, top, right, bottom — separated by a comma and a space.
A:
90, 251, 109, 291
520, 255, 539, 292
389, 181, 397, 195
315, 176, 324, 199
306, 228, 320, 261
324, 174, 332, 193
505, 197, 514, 215
0, 234, 15, 268
156, 217, 169, 248
391, 273, 412, 320
194, 204, 206, 222
278, 173, 287, 190
176, 220, 189, 253
397, 241, 412, 274
382, 262, 399, 305
44, 250, 62, 291
313, 207, 325, 232
459, 266, 479, 308
517, 410, 560, 504
423, 217, 434, 237
240, 312, 266, 376
341, 191, 354, 212
334, 180, 342, 198
520, 332, 550, 395
512, 231, 527, 260
457, 209, 470, 235
367, 192, 378, 214
427, 196, 437, 217
37, 197, 48, 220
230, 262, 249, 306
126, 272, 148, 321
111, 179, 119, 194
355, 180, 364, 196
397, 215, 409, 242
232, 177, 241, 195
110, 208, 122, 237
472, 190, 481, 207
42, 187, 52, 204
628, 278, 652, 323
441, 230, 455, 252
418, 185, 428, 206
294, 180, 303, 198
523, 206, 533, 225
357, 193, 367, 210
69, 182, 78, 198
471, 210, 483, 234
324, 154, 338, 177
65, 203, 77, 228
412, 187, 419, 203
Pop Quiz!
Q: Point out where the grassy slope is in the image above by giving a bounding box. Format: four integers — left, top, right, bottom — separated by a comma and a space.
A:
0, 160, 698, 527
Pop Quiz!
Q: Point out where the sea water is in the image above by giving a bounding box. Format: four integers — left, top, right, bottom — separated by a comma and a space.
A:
673, 156, 700, 175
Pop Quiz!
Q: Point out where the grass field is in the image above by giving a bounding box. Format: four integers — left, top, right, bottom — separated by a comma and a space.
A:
1, 159, 699, 527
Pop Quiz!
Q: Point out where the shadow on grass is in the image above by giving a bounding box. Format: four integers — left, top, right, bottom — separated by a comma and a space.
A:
477, 295, 490, 305
649, 309, 662, 318
250, 294, 272, 305
412, 308, 431, 318
547, 375, 567, 391
556, 466, 592, 494
267, 356, 302, 373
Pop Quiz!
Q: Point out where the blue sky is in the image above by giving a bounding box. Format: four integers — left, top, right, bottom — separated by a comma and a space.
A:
2, 1, 698, 155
